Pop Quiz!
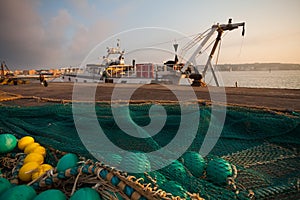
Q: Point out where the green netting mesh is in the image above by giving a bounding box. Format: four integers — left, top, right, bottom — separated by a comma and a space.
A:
159, 160, 188, 184
0, 103, 299, 199
206, 157, 233, 185
120, 152, 151, 173
160, 180, 188, 198
147, 170, 167, 186
180, 151, 206, 178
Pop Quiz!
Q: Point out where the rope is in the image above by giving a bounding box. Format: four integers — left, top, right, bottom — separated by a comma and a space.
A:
27, 159, 188, 200
71, 166, 83, 196
238, 36, 245, 58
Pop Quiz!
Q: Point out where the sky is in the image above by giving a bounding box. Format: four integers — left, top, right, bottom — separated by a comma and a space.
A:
0, 0, 299, 70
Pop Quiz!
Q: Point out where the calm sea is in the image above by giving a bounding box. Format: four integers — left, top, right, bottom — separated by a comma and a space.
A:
211, 70, 300, 89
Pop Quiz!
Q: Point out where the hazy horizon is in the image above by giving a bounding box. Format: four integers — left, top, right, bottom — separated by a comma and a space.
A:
7, 62, 300, 71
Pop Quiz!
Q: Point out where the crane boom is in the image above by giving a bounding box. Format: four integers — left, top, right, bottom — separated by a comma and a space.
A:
180, 19, 245, 86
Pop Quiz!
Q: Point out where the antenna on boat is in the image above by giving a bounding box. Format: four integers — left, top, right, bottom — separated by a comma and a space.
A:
117, 39, 120, 48
173, 42, 178, 53
173, 42, 179, 64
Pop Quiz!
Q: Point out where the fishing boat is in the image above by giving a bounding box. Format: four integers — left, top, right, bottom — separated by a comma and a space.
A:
60, 41, 182, 85
60, 19, 245, 86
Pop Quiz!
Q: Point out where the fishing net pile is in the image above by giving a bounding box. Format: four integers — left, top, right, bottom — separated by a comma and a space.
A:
0, 102, 299, 199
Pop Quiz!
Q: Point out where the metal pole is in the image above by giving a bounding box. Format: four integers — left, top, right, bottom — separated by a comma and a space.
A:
203, 29, 222, 79
0, 62, 4, 77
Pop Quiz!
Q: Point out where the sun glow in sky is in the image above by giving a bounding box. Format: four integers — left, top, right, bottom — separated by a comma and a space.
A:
0, 0, 299, 69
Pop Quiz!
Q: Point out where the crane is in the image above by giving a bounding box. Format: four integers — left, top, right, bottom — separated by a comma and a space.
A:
0, 61, 14, 78
179, 19, 245, 86
0, 61, 50, 87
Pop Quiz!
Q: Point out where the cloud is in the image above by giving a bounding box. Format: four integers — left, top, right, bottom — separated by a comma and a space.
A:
48, 9, 73, 41
66, 0, 96, 19
0, 0, 117, 69
0, 1, 74, 69
0, 1, 46, 69
66, 19, 115, 65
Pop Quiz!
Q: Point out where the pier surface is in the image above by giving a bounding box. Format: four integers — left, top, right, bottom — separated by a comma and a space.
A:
0, 82, 299, 111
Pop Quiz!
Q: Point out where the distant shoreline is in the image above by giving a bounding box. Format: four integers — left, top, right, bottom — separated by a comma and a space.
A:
215, 63, 300, 71
6, 62, 300, 71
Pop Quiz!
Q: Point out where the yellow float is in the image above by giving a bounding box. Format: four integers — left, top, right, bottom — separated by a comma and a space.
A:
24, 153, 44, 165
18, 136, 34, 150
32, 164, 53, 180
24, 142, 40, 154
32, 146, 46, 157
18, 162, 40, 182
40, 164, 53, 171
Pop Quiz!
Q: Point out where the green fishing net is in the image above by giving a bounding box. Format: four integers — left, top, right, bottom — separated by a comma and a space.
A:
0, 103, 299, 199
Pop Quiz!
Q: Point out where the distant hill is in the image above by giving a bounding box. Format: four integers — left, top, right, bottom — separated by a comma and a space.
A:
215, 63, 300, 71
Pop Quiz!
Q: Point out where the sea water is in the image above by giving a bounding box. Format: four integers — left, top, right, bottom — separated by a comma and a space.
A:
210, 70, 300, 89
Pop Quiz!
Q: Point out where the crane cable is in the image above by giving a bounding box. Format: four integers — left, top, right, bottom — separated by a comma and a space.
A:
146, 28, 211, 48
195, 38, 216, 59
179, 28, 212, 62
238, 36, 244, 58
141, 28, 212, 63
181, 28, 212, 51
